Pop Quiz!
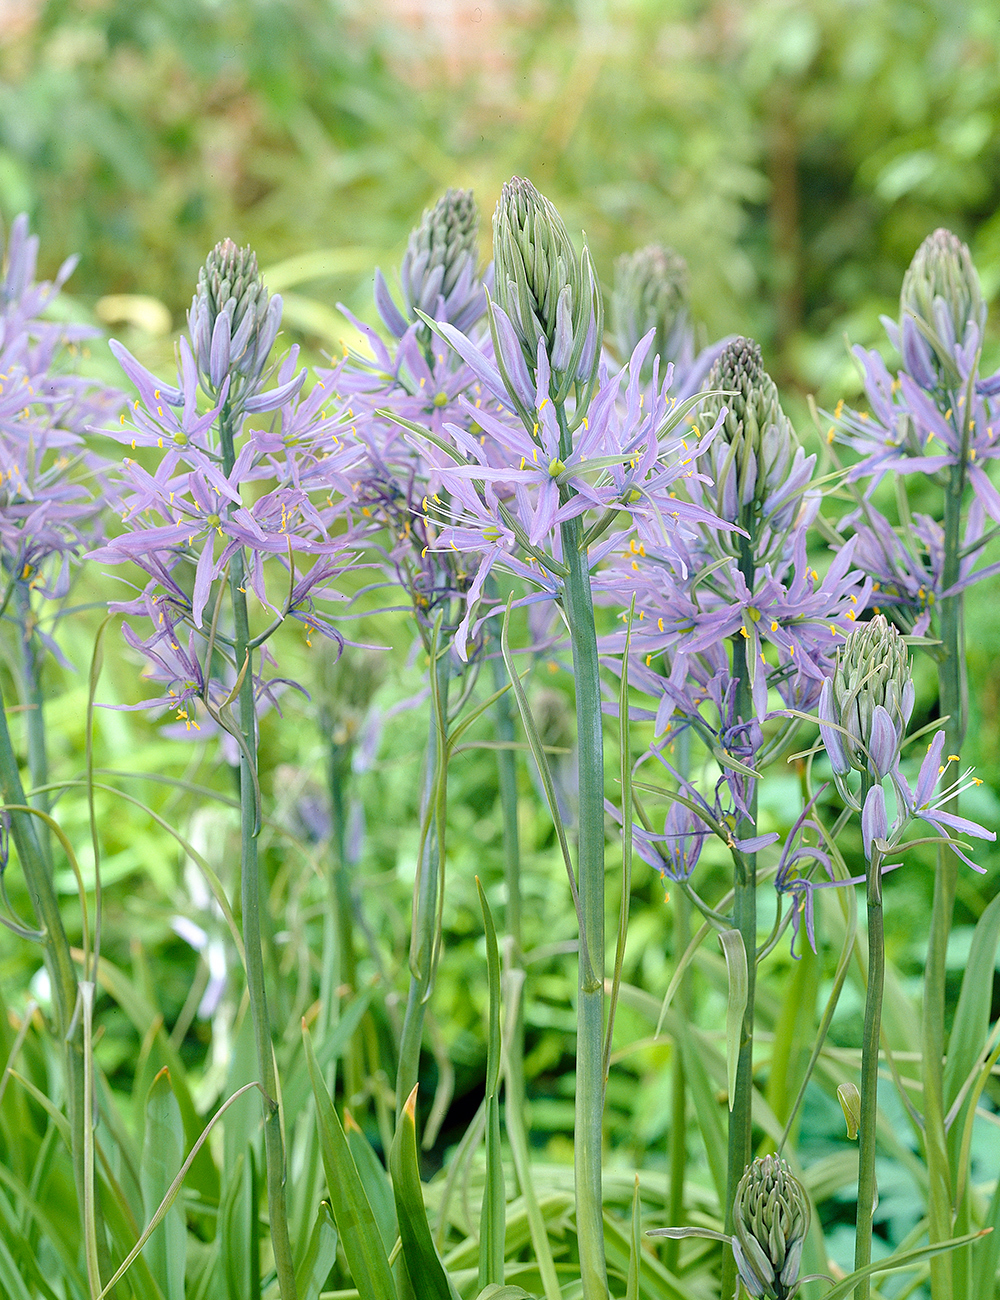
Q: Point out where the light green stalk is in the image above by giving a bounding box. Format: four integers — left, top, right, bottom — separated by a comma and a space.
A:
557, 407, 607, 1300
924, 439, 968, 1300
395, 642, 450, 1122
491, 642, 527, 1122
218, 406, 298, 1300
854, 779, 884, 1300
721, 540, 759, 1300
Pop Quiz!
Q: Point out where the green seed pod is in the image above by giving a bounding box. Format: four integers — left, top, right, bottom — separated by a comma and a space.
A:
611, 244, 690, 378
732, 1155, 811, 1300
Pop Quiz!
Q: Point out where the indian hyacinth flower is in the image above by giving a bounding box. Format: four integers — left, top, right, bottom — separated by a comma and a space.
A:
692, 336, 819, 567
491, 176, 602, 415
319, 191, 504, 651
610, 243, 728, 397
96, 239, 359, 729
0, 214, 122, 661
374, 187, 490, 344
817, 613, 913, 801
731, 1156, 811, 1300
830, 228, 1000, 524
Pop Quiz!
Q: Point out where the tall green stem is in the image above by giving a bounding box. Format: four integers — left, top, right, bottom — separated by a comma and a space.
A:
559, 501, 607, 1300
491, 645, 527, 1119
395, 646, 450, 1122
855, 791, 884, 1300
665, 886, 690, 1277
721, 546, 758, 1300
219, 407, 298, 1300
924, 453, 967, 1298
15, 587, 51, 864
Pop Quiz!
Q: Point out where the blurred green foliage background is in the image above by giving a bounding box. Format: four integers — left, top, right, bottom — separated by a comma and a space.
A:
4, 0, 1000, 405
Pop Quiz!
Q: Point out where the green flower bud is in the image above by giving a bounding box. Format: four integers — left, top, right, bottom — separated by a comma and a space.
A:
188, 238, 282, 406
699, 337, 798, 533
385, 189, 486, 339
732, 1156, 810, 1300
317, 645, 386, 750
900, 228, 984, 387
611, 244, 690, 378
819, 614, 914, 790
492, 177, 601, 406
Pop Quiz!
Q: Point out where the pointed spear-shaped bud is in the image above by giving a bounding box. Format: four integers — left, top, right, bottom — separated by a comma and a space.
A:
611, 244, 691, 380
492, 176, 601, 409
818, 614, 913, 798
187, 238, 282, 410
699, 337, 802, 539
899, 228, 985, 388
732, 1155, 810, 1300
379, 188, 488, 341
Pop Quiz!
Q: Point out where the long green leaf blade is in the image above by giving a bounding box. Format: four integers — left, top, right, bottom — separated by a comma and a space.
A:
302, 1022, 396, 1300
141, 1067, 186, 1300
390, 1086, 460, 1300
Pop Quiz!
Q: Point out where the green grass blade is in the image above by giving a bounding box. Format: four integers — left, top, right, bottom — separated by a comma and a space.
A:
390, 1086, 461, 1300
343, 1109, 397, 1252
96, 1081, 263, 1300
817, 1229, 991, 1300
294, 1200, 338, 1300
477, 879, 506, 1291
943, 891, 1000, 1135
140, 1067, 187, 1300
626, 1177, 641, 1300
301, 1021, 396, 1300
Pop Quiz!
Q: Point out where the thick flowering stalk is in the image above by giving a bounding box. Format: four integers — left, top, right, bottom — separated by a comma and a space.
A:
322, 196, 500, 1125
493, 180, 606, 1296
603, 333, 862, 1298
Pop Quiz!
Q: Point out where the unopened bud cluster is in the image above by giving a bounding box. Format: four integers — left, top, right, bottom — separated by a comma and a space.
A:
403, 189, 485, 333
699, 337, 807, 542
612, 244, 690, 379
899, 227, 984, 389
188, 239, 282, 410
732, 1155, 810, 1300
818, 614, 914, 799
493, 177, 601, 405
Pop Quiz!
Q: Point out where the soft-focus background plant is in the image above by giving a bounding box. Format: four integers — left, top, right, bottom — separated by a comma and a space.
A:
3, 0, 1000, 1296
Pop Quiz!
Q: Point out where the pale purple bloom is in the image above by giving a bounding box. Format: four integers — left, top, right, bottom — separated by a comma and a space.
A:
831, 341, 1000, 525
0, 217, 122, 659
895, 732, 995, 872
